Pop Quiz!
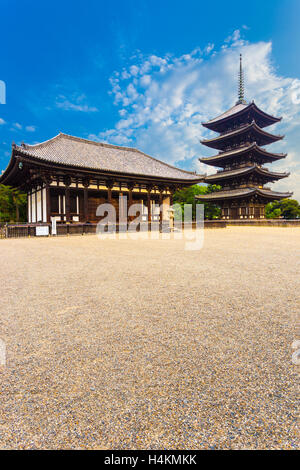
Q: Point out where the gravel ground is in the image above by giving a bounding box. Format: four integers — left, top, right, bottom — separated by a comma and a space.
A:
0, 227, 299, 450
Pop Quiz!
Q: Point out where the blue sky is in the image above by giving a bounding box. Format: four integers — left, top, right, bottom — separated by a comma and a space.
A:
1, 0, 300, 198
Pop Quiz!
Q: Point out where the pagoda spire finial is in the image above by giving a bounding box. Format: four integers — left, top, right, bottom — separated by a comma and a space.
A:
236, 53, 247, 105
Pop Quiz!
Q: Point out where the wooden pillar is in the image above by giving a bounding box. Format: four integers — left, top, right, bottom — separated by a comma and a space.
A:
46, 184, 51, 223
81, 178, 90, 222
35, 189, 38, 223
41, 184, 44, 222
147, 186, 152, 222
65, 186, 70, 222
83, 187, 88, 222
42, 175, 52, 223
107, 186, 112, 203
119, 191, 123, 220
159, 189, 163, 224
30, 190, 32, 223
127, 183, 134, 222
64, 176, 71, 223
128, 184, 133, 207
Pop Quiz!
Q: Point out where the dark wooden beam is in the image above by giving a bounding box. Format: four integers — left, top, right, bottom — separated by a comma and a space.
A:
65, 186, 70, 223
30, 190, 32, 223
147, 185, 153, 223
159, 189, 163, 224
35, 189, 37, 222
82, 178, 90, 222
106, 180, 114, 203
41, 184, 44, 222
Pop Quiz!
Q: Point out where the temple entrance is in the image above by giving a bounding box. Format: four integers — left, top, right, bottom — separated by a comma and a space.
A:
254, 206, 260, 219
230, 207, 238, 219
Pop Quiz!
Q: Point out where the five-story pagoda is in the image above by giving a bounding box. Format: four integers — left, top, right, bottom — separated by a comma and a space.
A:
196, 54, 292, 219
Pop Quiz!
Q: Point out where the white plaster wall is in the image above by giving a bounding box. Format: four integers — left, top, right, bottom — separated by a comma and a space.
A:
36, 189, 42, 222
28, 194, 31, 223
42, 187, 47, 222
32, 193, 36, 222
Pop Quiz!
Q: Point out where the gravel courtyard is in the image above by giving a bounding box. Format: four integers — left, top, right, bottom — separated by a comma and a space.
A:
0, 227, 299, 449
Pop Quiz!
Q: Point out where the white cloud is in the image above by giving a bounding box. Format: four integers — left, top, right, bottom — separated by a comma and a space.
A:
13, 122, 22, 129
25, 125, 36, 132
56, 93, 98, 112
0, 118, 5, 125
92, 30, 300, 200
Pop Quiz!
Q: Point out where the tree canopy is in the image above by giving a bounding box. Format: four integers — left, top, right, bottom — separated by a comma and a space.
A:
0, 185, 27, 223
173, 184, 222, 220
265, 199, 300, 219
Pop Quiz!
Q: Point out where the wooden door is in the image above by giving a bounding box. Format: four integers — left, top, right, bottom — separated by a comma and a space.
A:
230, 207, 238, 219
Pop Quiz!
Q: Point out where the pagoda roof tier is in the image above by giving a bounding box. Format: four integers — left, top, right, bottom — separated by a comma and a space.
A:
201, 121, 283, 151
202, 101, 281, 133
199, 143, 287, 168
204, 165, 289, 184
195, 187, 293, 201
0, 133, 204, 186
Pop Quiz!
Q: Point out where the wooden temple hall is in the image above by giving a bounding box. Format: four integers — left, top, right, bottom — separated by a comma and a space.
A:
0, 133, 203, 224
196, 54, 292, 219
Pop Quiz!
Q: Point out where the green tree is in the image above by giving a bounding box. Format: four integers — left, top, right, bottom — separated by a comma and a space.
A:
265, 199, 300, 219
0, 184, 13, 222
11, 188, 27, 222
173, 184, 221, 220
0, 184, 27, 223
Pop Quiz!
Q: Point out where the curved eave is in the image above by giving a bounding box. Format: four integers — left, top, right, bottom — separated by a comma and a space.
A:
4, 148, 204, 185
201, 121, 284, 150
258, 189, 293, 199
202, 102, 282, 132
200, 143, 287, 167
204, 166, 289, 183
196, 188, 293, 201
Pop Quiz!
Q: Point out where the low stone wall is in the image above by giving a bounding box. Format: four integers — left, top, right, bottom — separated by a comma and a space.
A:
224, 219, 300, 227
3, 220, 228, 238
4, 219, 298, 238
203, 220, 227, 229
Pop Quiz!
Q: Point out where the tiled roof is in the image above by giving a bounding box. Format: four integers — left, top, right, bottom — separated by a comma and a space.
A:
204, 165, 289, 181
204, 103, 248, 124
258, 188, 293, 198
201, 121, 283, 145
202, 102, 281, 128
15, 133, 202, 181
200, 143, 287, 163
195, 187, 292, 200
